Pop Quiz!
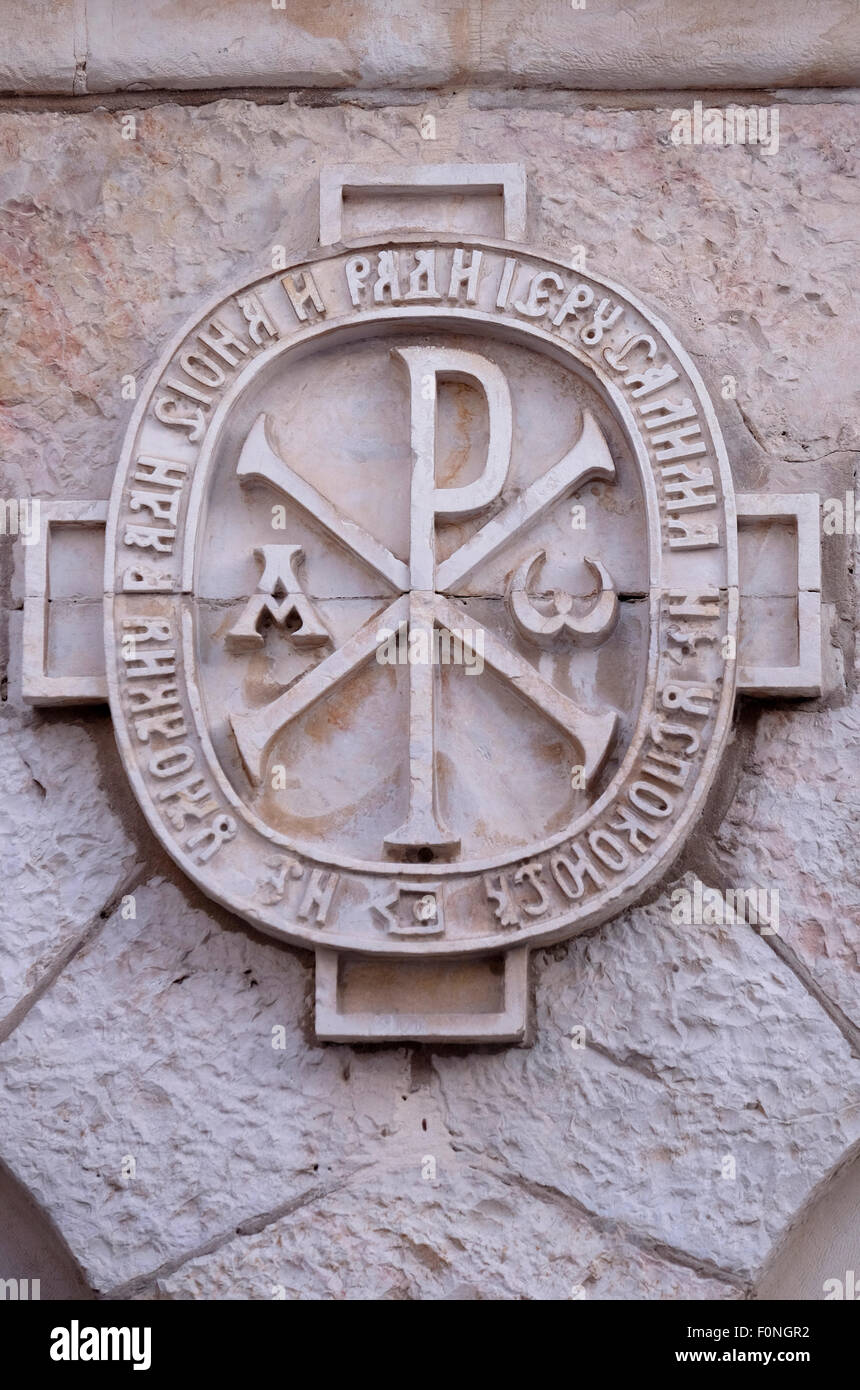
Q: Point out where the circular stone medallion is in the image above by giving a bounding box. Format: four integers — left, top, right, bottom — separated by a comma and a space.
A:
106, 236, 737, 955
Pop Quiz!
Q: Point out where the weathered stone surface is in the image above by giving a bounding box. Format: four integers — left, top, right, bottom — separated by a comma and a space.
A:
2, 2, 859, 95
0, 879, 411, 1291
0, 876, 855, 1293
0, 0, 77, 95
137, 1165, 742, 1301
429, 888, 860, 1280
0, 705, 137, 1031
1, 98, 857, 506
704, 695, 860, 1027
755, 1146, 860, 1299
0, 93, 857, 1297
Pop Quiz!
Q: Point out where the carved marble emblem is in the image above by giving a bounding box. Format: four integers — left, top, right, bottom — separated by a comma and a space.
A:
22, 165, 824, 1042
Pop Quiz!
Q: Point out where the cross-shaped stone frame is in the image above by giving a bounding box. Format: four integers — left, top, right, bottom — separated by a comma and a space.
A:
19, 165, 826, 1044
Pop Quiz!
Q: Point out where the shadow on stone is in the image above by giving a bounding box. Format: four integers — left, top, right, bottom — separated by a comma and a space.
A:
0, 1158, 93, 1300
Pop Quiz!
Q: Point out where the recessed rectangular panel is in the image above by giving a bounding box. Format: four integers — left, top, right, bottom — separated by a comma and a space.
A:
738, 515, 797, 598
22, 502, 108, 705
48, 522, 108, 601
319, 163, 527, 244
736, 493, 822, 698
315, 946, 529, 1043
46, 600, 105, 679
340, 188, 505, 241
337, 953, 507, 1015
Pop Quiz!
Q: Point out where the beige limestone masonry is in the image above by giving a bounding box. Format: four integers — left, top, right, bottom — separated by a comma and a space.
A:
2, 2, 860, 96
0, 75, 858, 1296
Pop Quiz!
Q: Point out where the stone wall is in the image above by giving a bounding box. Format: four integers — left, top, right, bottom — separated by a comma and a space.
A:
0, 5, 858, 1300
3, 1, 860, 94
